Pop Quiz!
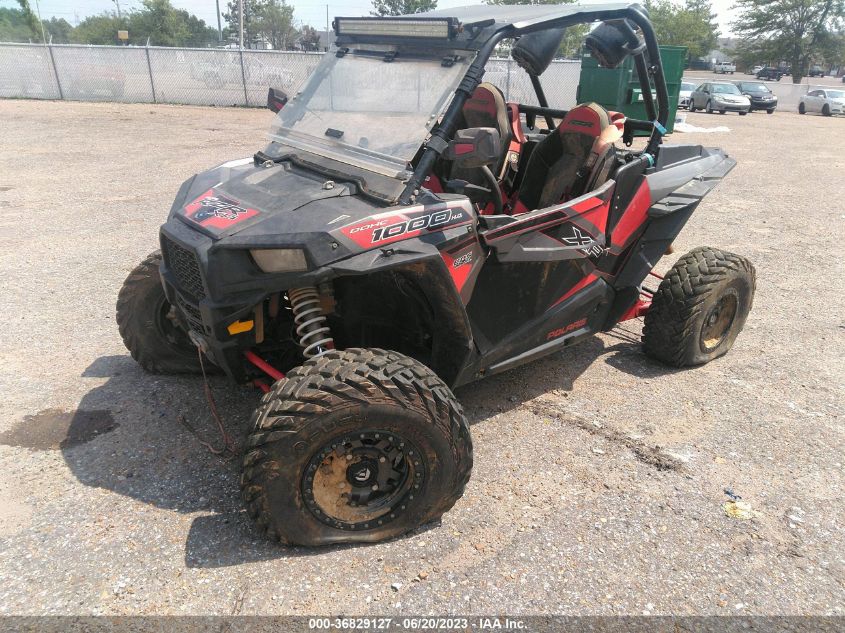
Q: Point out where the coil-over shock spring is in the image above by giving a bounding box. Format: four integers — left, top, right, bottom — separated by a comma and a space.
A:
287, 286, 334, 358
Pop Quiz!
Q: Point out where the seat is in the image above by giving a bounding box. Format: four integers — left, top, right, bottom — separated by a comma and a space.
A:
459, 82, 513, 176
514, 102, 621, 213
441, 83, 515, 191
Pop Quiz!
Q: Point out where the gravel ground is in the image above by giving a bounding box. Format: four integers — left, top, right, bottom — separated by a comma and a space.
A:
0, 100, 843, 617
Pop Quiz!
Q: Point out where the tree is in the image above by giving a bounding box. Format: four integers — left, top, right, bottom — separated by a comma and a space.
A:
127, 0, 217, 46
14, 0, 42, 41
72, 13, 128, 45
44, 17, 74, 43
558, 24, 588, 58
257, 0, 297, 49
299, 24, 322, 51
645, 0, 719, 60
0, 7, 37, 41
732, 0, 845, 83
223, 0, 262, 46
370, 0, 437, 17
128, 0, 191, 46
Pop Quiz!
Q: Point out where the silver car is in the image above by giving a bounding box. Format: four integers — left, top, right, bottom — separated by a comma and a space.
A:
689, 82, 751, 115
799, 88, 845, 116
678, 80, 696, 109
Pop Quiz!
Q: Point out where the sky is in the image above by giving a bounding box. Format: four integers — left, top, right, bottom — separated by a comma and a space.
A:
3, 0, 740, 38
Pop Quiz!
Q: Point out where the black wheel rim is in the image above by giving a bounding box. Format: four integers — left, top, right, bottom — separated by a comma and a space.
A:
302, 431, 425, 531
699, 290, 739, 353
153, 296, 197, 356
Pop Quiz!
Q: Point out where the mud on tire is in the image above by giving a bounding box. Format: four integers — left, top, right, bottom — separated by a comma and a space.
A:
240, 348, 473, 547
642, 247, 756, 367
116, 251, 204, 374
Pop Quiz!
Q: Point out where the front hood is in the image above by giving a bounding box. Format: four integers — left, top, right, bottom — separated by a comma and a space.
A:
174, 158, 360, 240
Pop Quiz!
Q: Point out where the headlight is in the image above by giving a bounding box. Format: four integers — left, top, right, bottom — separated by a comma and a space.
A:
251, 248, 308, 273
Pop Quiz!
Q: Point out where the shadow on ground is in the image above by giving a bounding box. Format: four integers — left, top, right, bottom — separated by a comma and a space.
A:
44, 333, 677, 568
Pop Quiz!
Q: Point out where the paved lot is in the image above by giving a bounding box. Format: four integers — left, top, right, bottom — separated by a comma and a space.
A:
0, 100, 843, 616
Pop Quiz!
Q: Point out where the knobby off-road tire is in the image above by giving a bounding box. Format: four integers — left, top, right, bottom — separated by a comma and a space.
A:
116, 251, 204, 374
642, 247, 756, 367
241, 348, 473, 546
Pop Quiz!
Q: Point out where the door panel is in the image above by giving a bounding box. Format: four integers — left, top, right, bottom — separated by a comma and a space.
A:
467, 181, 613, 355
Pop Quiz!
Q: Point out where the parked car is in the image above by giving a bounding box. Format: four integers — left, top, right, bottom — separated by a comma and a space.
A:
756, 67, 783, 81
678, 80, 697, 109
733, 80, 778, 113
808, 65, 825, 78
749, 65, 763, 75
192, 54, 294, 89
714, 61, 736, 74
689, 81, 751, 114
799, 88, 845, 116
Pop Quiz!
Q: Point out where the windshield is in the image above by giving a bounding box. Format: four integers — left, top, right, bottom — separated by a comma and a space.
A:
712, 83, 741, 95
269, 49, 472, 178
739, 82, 769, 92
826, 90, 845, 99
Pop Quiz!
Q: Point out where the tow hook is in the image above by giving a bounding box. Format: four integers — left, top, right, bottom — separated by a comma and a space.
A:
188, 329, 209, 353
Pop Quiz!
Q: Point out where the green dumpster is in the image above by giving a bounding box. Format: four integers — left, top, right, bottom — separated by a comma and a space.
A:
576, 45, 687, 134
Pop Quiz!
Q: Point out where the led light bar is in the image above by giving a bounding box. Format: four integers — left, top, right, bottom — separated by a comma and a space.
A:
334, 17, 457, 40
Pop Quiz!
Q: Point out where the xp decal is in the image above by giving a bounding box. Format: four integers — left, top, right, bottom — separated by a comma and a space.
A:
184, 189, 259, 229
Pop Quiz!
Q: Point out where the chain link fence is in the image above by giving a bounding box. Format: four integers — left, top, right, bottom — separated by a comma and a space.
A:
0, 42, 581, 108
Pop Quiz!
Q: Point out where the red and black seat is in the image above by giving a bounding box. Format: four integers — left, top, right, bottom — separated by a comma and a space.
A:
436, 82, 516, 192
513, 102, 622, 213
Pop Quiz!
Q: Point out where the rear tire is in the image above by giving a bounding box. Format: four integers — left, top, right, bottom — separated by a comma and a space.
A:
241, 348, 473, 546
116, 251, 204, 374
642, 247, 756, 368
739, 111, 747, 116
767, 109, 774, 114
799, 102, 806, 114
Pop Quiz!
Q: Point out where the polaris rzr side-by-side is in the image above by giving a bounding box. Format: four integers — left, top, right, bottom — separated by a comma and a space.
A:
117, 3, 756, 546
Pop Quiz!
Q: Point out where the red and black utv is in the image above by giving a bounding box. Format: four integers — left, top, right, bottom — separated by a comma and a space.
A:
117, 3, 756, 546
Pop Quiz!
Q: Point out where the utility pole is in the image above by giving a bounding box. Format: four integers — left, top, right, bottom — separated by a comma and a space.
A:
239, 0, 244, 49
215, 0, 223, 43
32, 0, 48, 44
113, 0, 122, 18
325, 4, 329, 52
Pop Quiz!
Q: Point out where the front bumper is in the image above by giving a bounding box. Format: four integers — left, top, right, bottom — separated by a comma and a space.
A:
749, 97, 777, 110
711, 101, 750, 112
159, 224, 261, 380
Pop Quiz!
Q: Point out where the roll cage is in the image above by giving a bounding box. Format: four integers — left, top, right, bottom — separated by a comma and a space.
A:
333, 2, 669, 205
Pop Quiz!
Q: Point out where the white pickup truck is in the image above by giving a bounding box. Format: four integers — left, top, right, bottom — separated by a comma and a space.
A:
714, 61, 736, 74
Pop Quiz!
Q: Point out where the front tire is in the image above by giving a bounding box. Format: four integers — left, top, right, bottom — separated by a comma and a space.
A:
642, 247, 756, 367
116, 251, 204, 374
241, 348, 473, 546
822, 104, 831, 117
706, 100, 713, 113
799, 102, 806, 114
